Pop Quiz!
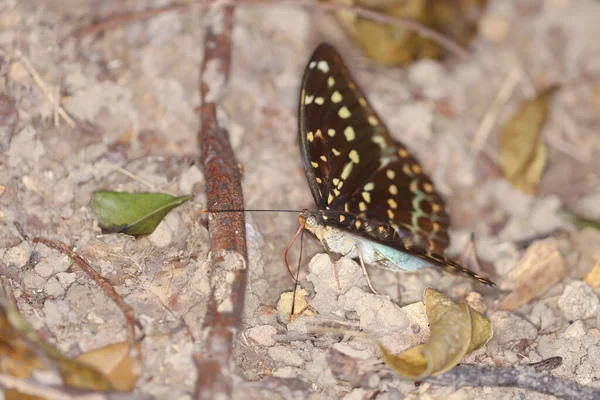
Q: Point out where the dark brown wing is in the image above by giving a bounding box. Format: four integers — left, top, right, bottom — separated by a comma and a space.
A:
298, 43, 449, 254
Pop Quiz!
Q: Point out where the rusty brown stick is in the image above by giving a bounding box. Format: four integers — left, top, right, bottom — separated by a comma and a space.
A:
70, 0, 468, 59
194, 5, 245, 400
32, 237, 141, 375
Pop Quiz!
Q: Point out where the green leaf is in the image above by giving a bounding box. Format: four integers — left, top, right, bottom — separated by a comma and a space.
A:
91, 191, 193, 237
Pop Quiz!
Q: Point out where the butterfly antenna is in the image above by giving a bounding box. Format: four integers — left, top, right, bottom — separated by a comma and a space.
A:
290, 227, 305, 321
198, 208, 300, 214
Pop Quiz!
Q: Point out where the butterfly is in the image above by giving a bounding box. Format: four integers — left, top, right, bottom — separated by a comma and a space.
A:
294, 43, 495, 287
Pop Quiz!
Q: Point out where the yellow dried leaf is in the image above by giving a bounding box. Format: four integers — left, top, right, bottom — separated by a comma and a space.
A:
0, 285, 114, 400
331, 0, 487, 65
501, 86, 557, 194
380, 288, 492, 379
277, 287, 315, 321
76, 342, 141, 391
499, 238, 567, 310
584, 260, 600, 290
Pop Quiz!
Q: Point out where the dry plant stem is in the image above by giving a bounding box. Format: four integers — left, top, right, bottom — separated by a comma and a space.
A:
0, 373, 153, 400
423, 358, 600, 400
31, 238, 141, 375
194, 5, 246, 400
70, 0, 468, 59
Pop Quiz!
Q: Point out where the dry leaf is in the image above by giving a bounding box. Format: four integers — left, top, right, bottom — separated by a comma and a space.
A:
76, 342, 141, 391
501, 86, 557, 194
277, 287, 315, 321
0, 284, 113, 400
499, 238, 566, 310
584, 260, 600, 290
379, 288, 492, 379
331, 0, 488, 65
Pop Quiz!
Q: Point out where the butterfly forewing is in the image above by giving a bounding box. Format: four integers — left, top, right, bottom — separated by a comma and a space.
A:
298, 43, 451, 254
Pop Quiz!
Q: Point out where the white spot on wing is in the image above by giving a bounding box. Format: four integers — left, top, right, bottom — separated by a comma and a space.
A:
339, 106, 351, 119
344, 126, 355, 141
317, 61, 330, 73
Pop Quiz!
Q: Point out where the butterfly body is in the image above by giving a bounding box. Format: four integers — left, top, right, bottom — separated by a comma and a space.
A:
297, 43, 495, 286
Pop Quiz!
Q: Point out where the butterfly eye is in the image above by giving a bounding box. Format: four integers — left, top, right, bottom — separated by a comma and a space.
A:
306, 216, 317, 227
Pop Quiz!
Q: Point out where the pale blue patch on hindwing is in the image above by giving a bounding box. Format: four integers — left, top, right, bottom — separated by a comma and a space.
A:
355, 235, 432, 272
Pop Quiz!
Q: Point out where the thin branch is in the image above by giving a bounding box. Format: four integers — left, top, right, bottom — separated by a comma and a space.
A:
0, 372, 153, 400
194, 5, 246, 400
32, 238, 142, 377
328, 348, 599, 400
424, 358, 600, 400
69, 0, 468, 59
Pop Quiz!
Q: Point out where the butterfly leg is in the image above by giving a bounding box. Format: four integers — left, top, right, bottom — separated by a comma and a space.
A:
322, 242, 342, 291
349, 244, 380, 295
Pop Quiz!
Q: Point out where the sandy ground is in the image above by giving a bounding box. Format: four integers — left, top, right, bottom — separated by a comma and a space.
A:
1, 0, 600, 399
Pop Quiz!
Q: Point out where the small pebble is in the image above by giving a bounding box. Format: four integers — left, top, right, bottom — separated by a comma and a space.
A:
267, 346, 304, 367
490, 310, 537, 344
245, 325, 277, 347
558, 281, 599, 321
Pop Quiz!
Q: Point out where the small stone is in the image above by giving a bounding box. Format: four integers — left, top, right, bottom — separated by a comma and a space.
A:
342, 388, 369, 400
490, 310, 537, 344
267, 346, 304, 367
562, 320, 587, 338
245, 325, 277, 347
179, 165, 203, 193
3, 241, 30, 267
56, 272, 76, 286
23, 270, 46, 289
44, 277, 65, 297
558, 281, 599, 321
273, 366, 297, 378
35, 261, 54, 278
148, 220, 172, 248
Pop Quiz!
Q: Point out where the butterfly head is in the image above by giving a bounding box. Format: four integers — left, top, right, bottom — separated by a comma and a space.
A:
298, 209, 327, 240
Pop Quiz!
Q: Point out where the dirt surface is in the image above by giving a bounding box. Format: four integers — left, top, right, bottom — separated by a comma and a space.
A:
1, 0, 600, 399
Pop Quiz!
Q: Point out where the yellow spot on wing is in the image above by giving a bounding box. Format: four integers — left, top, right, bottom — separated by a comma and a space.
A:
359, 202, 367, 211
362, 192, 371, 203
339, 215, 345, 222
387, 209, 395, 219
317, 60, 329, 73
389, 184, 398, 195
363, 182, 375, 191
388, 199, 398, 209
307, 131, 314, 142
304, 95, 314, 105
316, 177, 322, 183
386, 169, 395, 179
339, 106, 351, 119
328, 129, 336, 137
315, 97, 324, 105
328, 76, 335, 87
311, 161, 318, 168
358, 97, 367, 107
398, 148, 409, 158
344, 126, 355, 141
320, 155, 327, 162
315, 129, 323, 138
349, 150, 360, 164
309, 61, 317, 69
412, 164, 421, 174
332, 148, 341, 156
332, 178, 340, 186
423, 182, 434, 193
368, 116, 378, 126
341, 162, 353, 180
328, 192, 334, 204
331, 91, 342, 103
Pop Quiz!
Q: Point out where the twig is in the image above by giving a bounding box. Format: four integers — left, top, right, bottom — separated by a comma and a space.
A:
69, 0, 468, 59
31, 238, 142, 377
16, 53, 76, 128
0, 372, 153, 400
194, 5, 246, 400
470, 67, 521, 155
329, 347, 598, 400
423, 358, 600, 400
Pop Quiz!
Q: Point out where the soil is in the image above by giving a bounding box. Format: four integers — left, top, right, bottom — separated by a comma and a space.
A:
1, 0, 600, 399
